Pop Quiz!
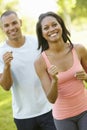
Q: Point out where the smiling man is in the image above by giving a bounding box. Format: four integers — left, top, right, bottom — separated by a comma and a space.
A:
0, 10, 56, 130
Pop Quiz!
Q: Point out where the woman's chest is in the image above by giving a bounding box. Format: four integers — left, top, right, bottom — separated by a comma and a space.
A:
48, 52, 73, 72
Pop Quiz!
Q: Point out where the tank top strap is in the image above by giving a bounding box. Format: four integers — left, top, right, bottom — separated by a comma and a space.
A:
42, 48, 80, 70
72, 48, 80, 65
42, 51, 51, 69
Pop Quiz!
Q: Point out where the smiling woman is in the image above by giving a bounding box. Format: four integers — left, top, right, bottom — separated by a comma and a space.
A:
19, 0, 57, 19
34, 11, 87, 130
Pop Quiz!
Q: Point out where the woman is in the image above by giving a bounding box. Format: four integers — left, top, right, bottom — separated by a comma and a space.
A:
34, 11, 87, 130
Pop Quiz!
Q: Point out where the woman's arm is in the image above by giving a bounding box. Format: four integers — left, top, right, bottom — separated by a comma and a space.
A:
34, 55, 58, 103
75, 44, 87, 82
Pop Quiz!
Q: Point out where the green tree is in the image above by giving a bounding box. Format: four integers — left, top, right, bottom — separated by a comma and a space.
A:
56, 0, 76, 28
56, 0, 87, 29
71, 0, 87, 26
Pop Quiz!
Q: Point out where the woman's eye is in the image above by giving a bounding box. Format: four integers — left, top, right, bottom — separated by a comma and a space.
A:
52, 23, 57, 27
43, 26, 49, 30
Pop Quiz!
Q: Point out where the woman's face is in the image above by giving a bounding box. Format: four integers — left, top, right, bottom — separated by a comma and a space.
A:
41, 16, 62, 43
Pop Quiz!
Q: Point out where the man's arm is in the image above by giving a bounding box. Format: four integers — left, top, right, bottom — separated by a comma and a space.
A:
0, 52, 13, 91
0, 65, 13, 90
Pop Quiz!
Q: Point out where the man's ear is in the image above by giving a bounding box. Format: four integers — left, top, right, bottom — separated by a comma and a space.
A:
20, 19, 22, 26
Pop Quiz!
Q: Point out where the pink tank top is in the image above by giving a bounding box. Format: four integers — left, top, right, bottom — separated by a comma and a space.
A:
42, 48, 87, 119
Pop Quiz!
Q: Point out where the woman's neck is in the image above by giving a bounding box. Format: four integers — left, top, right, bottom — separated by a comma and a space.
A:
49, 40, 65, 53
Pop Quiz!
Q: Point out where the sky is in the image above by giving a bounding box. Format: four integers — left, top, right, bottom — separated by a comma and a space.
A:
19, 0, 58, 19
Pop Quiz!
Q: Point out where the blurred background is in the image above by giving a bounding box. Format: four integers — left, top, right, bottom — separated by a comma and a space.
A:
0, 0, 87, 46
0, 0, 87, 130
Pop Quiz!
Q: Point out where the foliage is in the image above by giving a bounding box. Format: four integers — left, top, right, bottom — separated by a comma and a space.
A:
71, 0, 87, 20
57, 0, 76, 14
0, 0, 19, 13
56, 0, 87, 28
56, 0, 76, 19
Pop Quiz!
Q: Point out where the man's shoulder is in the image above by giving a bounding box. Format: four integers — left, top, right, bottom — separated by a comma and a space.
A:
0, 42, 7, 49
25, 35, 38, 49
0, 41, 7, 55
25, 35, 37, 41
0, 41, 6, 47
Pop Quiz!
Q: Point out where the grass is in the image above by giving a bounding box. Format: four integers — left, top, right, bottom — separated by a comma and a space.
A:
0, 87, 16, 130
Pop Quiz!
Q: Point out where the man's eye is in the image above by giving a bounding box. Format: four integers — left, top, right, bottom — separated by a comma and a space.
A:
12, 21, 17, 25
4, 24, 9, 27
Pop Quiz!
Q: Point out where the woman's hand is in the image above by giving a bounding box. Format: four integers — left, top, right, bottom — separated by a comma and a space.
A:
47, 65, 58, 103
48, 65, 58, 80
74, 70, 87, 81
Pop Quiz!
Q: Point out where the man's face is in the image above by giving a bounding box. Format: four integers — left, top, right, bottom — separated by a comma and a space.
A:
1, 13, 22, 41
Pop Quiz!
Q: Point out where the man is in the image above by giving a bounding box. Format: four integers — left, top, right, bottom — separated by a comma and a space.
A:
0, 10, 56, 130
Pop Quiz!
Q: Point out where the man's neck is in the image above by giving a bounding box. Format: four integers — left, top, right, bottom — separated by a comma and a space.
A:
7, 36, 25, 48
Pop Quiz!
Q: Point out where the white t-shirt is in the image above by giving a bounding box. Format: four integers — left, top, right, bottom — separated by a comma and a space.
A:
0, 35, 52, 119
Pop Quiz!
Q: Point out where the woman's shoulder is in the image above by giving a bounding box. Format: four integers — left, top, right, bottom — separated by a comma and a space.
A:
35, 53, 46, 67
34, 53, 47, 76
74, 43, 87, 52
74, 43, 87, 59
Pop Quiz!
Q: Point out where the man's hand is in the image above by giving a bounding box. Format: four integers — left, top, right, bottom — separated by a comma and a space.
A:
3, 51, 13, 67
